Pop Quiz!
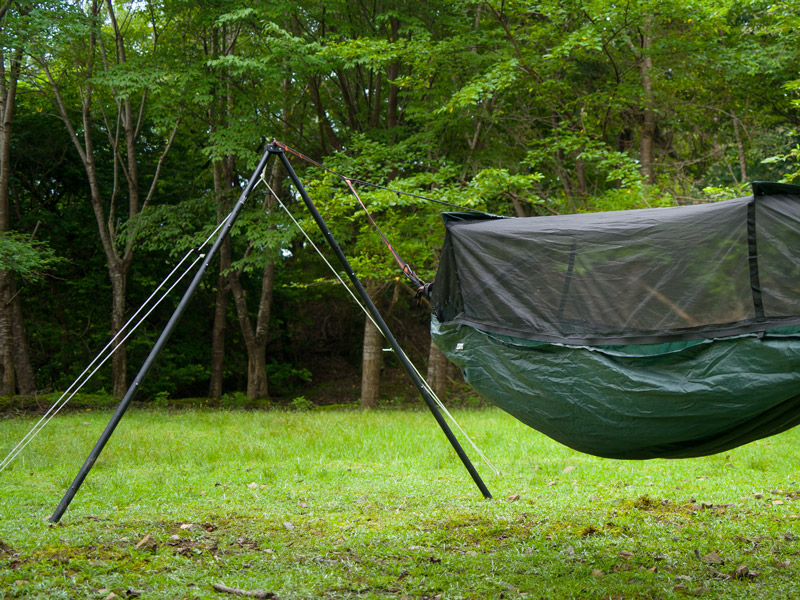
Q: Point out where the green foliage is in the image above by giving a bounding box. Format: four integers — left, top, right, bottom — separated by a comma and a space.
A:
289, 395, 314, 410
0, 232, 63, 281
267, 362, 312, 394
7, 0, 800, 402
762, 131, 800, 183
220, 391, 251, 408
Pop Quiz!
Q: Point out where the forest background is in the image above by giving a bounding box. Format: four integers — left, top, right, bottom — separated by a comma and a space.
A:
2, 0, 800, 409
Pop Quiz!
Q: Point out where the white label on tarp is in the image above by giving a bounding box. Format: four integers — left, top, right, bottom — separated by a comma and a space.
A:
456, 342, 465, 350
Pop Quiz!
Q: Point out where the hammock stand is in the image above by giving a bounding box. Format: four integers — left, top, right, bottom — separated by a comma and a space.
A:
47, 139, 800, 521
48, 142, 490, 523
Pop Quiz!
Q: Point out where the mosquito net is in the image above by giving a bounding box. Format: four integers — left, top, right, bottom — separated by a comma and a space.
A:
431, 182, 800, 459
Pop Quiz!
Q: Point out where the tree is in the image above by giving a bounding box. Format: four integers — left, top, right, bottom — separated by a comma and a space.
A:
37, 0, 180, 397
0, 0, 40, 395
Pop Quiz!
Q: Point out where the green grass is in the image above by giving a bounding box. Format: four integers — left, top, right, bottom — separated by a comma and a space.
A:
1, 407, 799, 599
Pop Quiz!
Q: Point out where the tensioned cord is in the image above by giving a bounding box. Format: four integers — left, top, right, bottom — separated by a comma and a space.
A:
273, 140, 484, 294
261, 172, 500, 476
0, 211, 237, 473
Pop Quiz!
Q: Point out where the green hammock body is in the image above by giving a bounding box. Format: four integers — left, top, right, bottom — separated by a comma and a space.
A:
430, 182, 800, 459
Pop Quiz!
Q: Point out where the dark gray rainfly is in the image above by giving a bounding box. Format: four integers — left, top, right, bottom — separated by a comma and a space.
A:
431, 182, 800, 459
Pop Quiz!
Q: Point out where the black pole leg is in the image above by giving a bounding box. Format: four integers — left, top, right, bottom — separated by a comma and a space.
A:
49, 147, 274, 523
270, 141, 492, 500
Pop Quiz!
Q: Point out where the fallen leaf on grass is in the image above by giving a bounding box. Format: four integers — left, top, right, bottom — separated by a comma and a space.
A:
591, 569, 604, 577
700, 551, 723, 564
212, 582, 276, 598
619, 551, 635, 560
563, 466, 576, 474
673, 584, 706, 596
733, 565, 758, 579
247, 482, 259, 489
0, 540, 15, 554
134, 534, 157, 551
282, 521, 294, 530
506, 493, 520, 502
775, 559, 791, 569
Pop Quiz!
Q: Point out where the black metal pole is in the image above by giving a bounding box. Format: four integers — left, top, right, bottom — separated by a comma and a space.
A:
270, 142, 492, 500
49, 147, 274, 523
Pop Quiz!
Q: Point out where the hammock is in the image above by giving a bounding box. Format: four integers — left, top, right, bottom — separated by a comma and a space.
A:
431, 182, 800, 459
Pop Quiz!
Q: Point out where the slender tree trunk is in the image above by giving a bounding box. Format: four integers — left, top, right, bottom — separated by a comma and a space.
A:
386, 17, 400, 132
360, 281, 401, 408
109, 268, 128, 397
209, 259, 229, 399
308, 77, 341, 153
227, 162, 280, 401
635, 23, 656, 184
10, 279, 35, 394
361, 312, 383, 409
208, 161, 232, 399
0, 274, 13, 395
732, 111, 747, 183
229, 256, 275, 400
426, 339, 448, 401
0, 45, 23, 395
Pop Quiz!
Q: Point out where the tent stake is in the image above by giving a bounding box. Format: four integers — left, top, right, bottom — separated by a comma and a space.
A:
48, 147, 274, 523
270, 142, 492, 500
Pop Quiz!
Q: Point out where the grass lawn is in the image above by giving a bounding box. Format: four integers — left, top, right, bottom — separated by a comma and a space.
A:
1, 407, 799, 599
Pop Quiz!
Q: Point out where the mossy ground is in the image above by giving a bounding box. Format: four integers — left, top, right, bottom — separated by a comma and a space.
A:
1, 408, 799, 599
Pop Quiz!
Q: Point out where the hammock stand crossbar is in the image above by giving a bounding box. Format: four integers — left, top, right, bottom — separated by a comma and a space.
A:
48, 142, 490, 524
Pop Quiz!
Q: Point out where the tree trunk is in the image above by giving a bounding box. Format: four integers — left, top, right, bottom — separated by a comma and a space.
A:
109, 267, 128, 397
386, 17, 400, 132
636, 23, 656, 184
0, 45, 23, 395
208, 159, 234, 399
361, 315, 383, 408
246, 332, 269, 400
209, 270, 228, 399
227, 163, 279, 401
229, 256, 275, 401
732, 111, 747, 183
426, 338, 448, 401
308, 76, 341, 153
10, 279, 35, 394
0, 272, 13, 395
360, 281, 401, 408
